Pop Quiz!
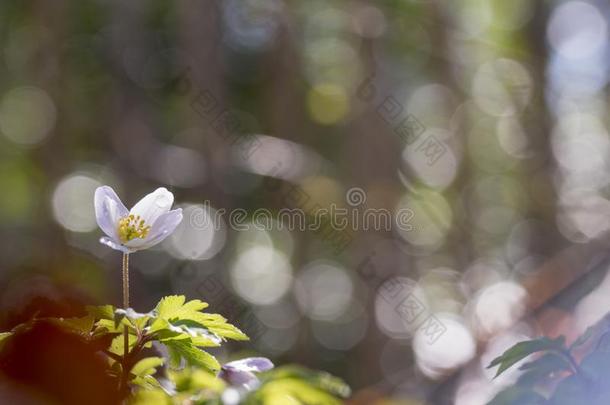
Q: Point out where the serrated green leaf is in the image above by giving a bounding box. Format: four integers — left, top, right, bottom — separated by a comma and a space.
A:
156, 295, 186, 317
132, 374, 162, 390
180, 299, 208, 313
132, 357, 165, 377
169, 368, 225, 393
190, 335, 221, 347
165, 342, 183, 369
129, 387, 170, 405
90, 331, 120, 352
49, 315, 95, 334
148, 318, 170, 334
114, 308, 153, 330
155, 329, 191, 343
158, 325, 221, 347
261, 366, 351, 399
163, 340, 220, 373
487, 337, 566, 378
149, 319, 219, 348
253, 379, 344, 405
87, 304, 115, 320
155, 296, 189, 320
109, 333, 138, 356
96, 318, 129, 334
156, 295, 209, 321
207, 322, 249, 341
179, 313, 248, 341
150, 296, 247, 345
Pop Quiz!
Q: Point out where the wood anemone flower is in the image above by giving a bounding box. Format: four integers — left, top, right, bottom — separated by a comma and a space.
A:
94, 186, 182, 253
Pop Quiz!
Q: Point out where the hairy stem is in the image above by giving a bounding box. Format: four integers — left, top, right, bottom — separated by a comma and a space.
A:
120, 252, 130, 394
122, 253, 129, 357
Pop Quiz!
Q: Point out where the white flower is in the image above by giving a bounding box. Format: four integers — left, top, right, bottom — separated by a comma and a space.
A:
94, 186, 183, 253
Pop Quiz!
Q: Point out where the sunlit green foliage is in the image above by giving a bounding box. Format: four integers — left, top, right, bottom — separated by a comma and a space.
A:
129, 365, 351, 405
0, 295, 350, 404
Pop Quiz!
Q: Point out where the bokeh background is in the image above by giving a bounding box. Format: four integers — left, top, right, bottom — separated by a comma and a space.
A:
1, 0, 610, 403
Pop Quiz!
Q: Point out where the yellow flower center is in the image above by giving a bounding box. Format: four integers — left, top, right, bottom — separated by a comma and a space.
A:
118, 214, 151, 243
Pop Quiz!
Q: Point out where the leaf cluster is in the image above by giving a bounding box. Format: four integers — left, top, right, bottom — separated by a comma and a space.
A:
487, 322, 610, 405
0, 295, 350, 405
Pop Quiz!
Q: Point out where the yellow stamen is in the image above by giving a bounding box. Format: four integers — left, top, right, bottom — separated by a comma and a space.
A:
117, 214, 151, 243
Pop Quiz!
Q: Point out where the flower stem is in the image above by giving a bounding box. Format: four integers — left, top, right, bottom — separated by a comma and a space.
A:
119, 252, 130, 395
122, 253, 129, 358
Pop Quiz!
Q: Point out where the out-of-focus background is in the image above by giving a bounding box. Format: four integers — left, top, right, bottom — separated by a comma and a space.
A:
1, 0, 610, 403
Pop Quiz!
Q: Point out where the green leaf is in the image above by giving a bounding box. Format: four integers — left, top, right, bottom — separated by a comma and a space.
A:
129, 388, 170, 405
0, 332, 12, 349
487, 336, 566, 378
184, 313, 249, 341
150, 296, 248, 343
190, 334, 222, 347
206, 322, 249, 341
155, 295, 208, 321
149, 318, 222, 350
169, 367, 225, 393
154, 328, 191, 343
109, 333, 137, 356
114, 308, 153, 330
162, 325, 220, 347
96, 318, 129, 334
156, 295, 186, 318
132, 374, 163, 390
163, 340, 220, 373
180, 298, 209, 313
132, 357, 165, 377
255, 366, 351, 400
49, 315, 95, 334
252, 379, 344, 405
90, 330, 119, 352
148, 318, 170, 335
86, 304, 115, 320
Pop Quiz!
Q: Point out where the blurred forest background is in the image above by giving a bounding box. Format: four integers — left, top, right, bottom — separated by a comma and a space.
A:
1, 0, 610, 404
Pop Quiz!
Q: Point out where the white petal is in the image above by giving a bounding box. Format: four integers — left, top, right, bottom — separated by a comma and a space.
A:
129, 187, 174, 227
94, 186, 128, 239
124, 208, 183, 250
99, 236, 132, 253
